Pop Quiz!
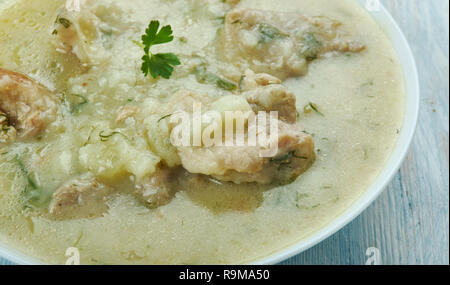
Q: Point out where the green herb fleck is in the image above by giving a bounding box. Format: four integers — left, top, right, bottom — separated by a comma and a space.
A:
1, 113, 10, 131
57, 16, 71, 28
271, 151, 308, 165
194, 65, 237, 91
238, 74, 246, 91
0, 113, 10, 125
301, 33, 322, 60
17, 156, 38, 190
68, 94, 88, 114
16, 155, 48, 209
295, 192, 310, 209
157, 114, 172, 123
257, 23, 288, 44
99, 131, 128, 142
304, 102, 324, 116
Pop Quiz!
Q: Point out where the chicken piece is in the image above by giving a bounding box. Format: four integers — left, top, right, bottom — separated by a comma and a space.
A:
177, 118, 315, 185
116, 106, 137, 123
0, 69, 57, 142
219, 8, 365, 80
212, 121, 315, 184
240, 69, 297, 123
52, 1, 132, 65
139, 71, 314, 185
49, 176, 112, 219
134, 167, 182, 209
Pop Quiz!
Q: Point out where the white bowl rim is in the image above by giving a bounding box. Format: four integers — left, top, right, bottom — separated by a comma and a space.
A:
0, 0, 420, 265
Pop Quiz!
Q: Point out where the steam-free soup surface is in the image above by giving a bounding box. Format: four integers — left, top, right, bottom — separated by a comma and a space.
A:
0, 0, 404, 264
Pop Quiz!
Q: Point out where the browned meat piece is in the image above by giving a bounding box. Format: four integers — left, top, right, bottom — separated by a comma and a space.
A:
0, 68, 57, 142
136, 69, 314, 186
178, 119, 315, 185
134, 167, 182, 208
212, 121, 315, 184
150, 70, 315, 185
49, 177, 112, 219
240, 69, 297, 123
219, 8, 365, 80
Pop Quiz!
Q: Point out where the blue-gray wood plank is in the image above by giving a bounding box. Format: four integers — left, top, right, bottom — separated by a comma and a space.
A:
1, 0, 449, 265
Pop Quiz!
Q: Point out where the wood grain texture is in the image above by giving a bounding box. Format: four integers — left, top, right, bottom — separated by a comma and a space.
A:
1, 0, 449, 265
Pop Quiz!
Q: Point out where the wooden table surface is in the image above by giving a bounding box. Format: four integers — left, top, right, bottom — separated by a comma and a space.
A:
1, 0, 449, 265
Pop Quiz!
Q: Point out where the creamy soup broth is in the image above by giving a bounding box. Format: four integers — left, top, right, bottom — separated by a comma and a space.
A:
0, 0, 404, 264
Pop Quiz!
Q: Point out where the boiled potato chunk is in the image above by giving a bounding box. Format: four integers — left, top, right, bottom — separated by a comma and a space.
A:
210, 95, 252, 114
79, 135, 160, 181
144, 115, 181, 168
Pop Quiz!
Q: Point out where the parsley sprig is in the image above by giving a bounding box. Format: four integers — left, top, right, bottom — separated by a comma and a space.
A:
138, 20, 181, 79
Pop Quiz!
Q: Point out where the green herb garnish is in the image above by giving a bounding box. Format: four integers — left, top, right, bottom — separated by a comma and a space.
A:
138, 20, 181, 79
0, 113, 11, 131
157, 114, 172, 123
271, 151, 308, 164
62, 93, 88, 114
304, 102, 324, 116
257, 23, 288, 44
17, 156, 38, 190
0, 113, 10, 123
72, 94, 88, 105
194, 65, 237, 91
301, 33, 322, 61
99, 131, 128, 142
57, 16, 71, 29
16, 155, 49, 209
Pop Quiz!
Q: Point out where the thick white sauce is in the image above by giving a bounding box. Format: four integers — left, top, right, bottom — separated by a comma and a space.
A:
0, 0, 404, 264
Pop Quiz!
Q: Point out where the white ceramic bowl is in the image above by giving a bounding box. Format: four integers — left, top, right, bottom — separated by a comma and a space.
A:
0, 0, 419, 265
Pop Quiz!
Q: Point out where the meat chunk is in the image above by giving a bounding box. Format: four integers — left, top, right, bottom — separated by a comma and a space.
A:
240, 69, 297, 123
219, 8, 365, 80
0, 68, 57, 142
49, 177, 112, 219
178, 119, 314, 185
213, 121, 315, 184
52, 1, 132, 65
134, 167, 182, 208
178, 144, 263, 178
138, 71, 314, 185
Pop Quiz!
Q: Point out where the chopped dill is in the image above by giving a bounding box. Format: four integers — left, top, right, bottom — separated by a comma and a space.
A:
304, 102, 324, 116
99, 131, 128, 142
56, 16, 71, 28
158, 114, 172, 123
